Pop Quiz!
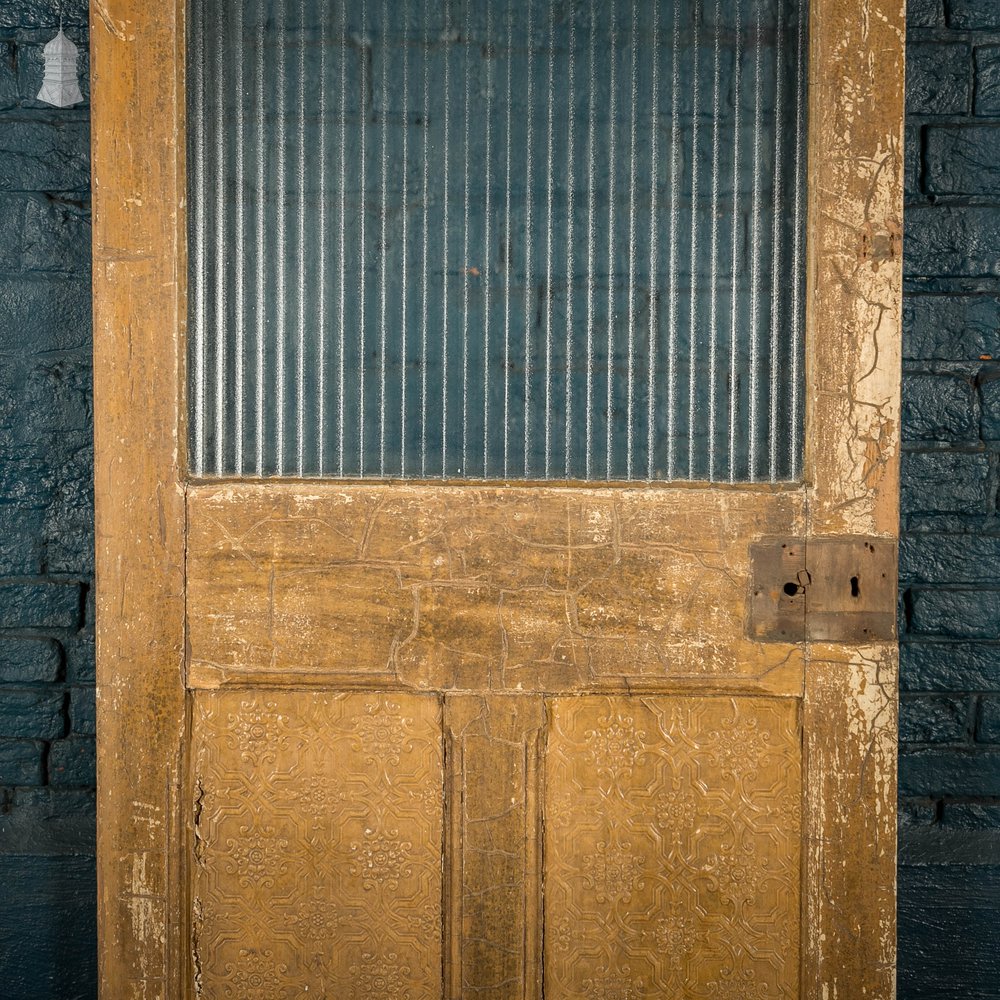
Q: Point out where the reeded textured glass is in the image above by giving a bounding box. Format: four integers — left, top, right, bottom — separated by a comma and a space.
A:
188, 0, 807, 481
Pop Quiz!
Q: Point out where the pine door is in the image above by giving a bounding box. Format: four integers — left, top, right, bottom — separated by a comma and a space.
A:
91, 1, 904, 997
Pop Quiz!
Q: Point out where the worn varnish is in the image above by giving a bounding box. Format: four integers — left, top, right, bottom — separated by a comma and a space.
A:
187, 484, 805, 692
91, 0, 904, 997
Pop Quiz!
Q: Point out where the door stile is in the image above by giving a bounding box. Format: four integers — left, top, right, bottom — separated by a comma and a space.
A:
92, 0, 190, 996
801, 0, 904, 997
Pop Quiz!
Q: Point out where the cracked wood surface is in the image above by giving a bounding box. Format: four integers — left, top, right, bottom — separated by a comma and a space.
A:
186, 483, 806, 693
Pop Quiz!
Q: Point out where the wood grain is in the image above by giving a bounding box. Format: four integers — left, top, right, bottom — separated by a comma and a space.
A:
91, 0, 188, 997
186, 483, 806, 692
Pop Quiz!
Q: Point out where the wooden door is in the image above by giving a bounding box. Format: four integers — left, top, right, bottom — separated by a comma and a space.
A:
91, 1, 904, 998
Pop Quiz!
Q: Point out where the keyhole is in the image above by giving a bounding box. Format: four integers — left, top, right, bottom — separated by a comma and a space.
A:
850, 576, 860, 598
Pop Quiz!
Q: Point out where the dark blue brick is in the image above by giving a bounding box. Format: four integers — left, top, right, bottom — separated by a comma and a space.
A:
0, 192, 91, 274
906, 42, 970, 116
900, 534, 1000, 584
0, 855, 96, 1000
62, 629, 94, 683
951, 0, 1000, 29
905, 206, 1000, 279
940, 802, 1000, 828
898, 865, 1000, 1000
978, 374, 1000, 439
0, 43, 18, 111
47, 735, 94, 786
68, 685, 93, 736
0, 637, 60, 683
909, 588, 1000, 639
925, 125, 1000, 196
908, 0, 945, 27
900, 451, 992, 515
974, 46, 1000, 116
904, 295, 1000, 361
0, 738, 43, 784
979, 696, 1000, 741
0, 786, 95, 853
900, 747, 1000, 795
902, 641, 1000, 691
0, 581, 80, 628
900, 694, 970, 743
903, 372, 977, 442
0, 687, 64, 739
0, 2, 88, 29
0, 121, 89, 192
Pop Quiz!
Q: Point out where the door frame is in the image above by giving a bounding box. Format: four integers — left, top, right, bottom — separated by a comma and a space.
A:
91, 1, 905, 996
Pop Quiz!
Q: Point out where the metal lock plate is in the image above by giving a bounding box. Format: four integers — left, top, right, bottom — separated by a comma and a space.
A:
749, 537, 897, 642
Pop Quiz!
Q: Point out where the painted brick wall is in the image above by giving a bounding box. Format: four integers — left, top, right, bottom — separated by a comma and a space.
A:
901, 1, 1000, 997
2, 2, 1000, 998
0, 1, 96, 997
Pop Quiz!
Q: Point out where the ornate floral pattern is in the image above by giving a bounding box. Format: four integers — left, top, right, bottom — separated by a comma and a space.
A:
349, 827, 413, 891
225, 825, 288, 889
227, 699, 288, 765
583, 840, 644, 904
354, 700, 412, 767
349, 952, 411, 1000
708, 715, 771, 778
707, 850, 766, 907
222, 948, 288, 1000
584, 716, 647, 777
582, 972, 645, 1000
654, 912, 696, 970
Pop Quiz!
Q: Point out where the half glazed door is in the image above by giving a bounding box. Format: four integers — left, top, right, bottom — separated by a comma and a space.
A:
92, 1, 904, 998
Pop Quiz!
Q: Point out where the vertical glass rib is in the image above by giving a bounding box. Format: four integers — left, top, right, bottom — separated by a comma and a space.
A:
790, 0, 807, 479
707, 0, 722, 482
665, 0, 681, 479
296, 0, 307, 476
564, 8, 576, 479
358, 0, 367, 475
585, 0, 596, 480
191, 0, 206, 475
317, 0, 327, 475
234, 0, 245, 474
544, 0, 555, 479
442, 1, 451, 476
337, 0, 348, 476
727, 0, 743, 483
462, 0, 471, 474
502, 0, 513, 480
255, 0, 266, 476
400, 0, 410, 476
748, 0, 765, 480
523, 0, 535, 478
379, 0, 390, 474
605, 0, 617, 479
687, 1, 701, 480
769, 0, 785, 480
645, 2, 660, 481
214, 0, 227, 477
275, 0, 287, 474
625, 0, 638, 480
483, 0, 494, 478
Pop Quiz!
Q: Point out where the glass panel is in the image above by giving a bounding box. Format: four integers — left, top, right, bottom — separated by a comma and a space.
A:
188, 0, 807, 481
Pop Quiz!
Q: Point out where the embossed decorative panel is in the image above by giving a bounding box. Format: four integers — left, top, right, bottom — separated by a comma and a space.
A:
191, 690, 443, 999
544, 695, 801, 998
